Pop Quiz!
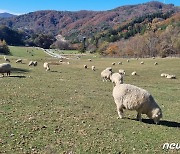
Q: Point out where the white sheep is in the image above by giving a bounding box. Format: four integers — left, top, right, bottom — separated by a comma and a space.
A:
43, 62, 50, 71
161, 73, 169, 77
140, 61, 144, 64
28, 61, 34, 66
4, 56, 10, 63
119, 69, 125, 76
101, 68, 112, 82
0, 63, 11, 77
91, 66, 95, 71
154, 62, 158, 65
118, 62, 122, 65
84, 65, 87, 69
113, 84, 163, 124
105, 67, 112, 71
131, 71, 137, 76
88, 59, 92, 62
166, 74, 176, 79
112, 62, 115, 66
127, 59, 130, 62
67, 62, 70, 65
33, 61, 38, 66
110, 73, 123, 86
16, 59, 22, 63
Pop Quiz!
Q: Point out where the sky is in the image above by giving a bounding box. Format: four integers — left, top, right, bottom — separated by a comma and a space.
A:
0, 0, 179, 15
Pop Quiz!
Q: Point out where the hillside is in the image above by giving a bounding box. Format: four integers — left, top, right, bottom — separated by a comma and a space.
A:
0, 1, 179, 41
0, 12, 17, 18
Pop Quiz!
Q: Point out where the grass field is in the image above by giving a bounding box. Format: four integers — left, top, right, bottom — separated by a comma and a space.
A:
0, 46, 180, 153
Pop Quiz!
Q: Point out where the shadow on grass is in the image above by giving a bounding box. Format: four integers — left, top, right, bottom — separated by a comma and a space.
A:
131, 118, 180, 128
11, 67, 30, 73
9, 75, 26, 78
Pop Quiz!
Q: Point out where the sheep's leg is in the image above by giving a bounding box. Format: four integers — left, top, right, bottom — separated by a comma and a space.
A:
117, 105, 124, 119
137, 112, 142, 122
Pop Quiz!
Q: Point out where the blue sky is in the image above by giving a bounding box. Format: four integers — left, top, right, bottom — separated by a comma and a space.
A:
0, 0, 179, 15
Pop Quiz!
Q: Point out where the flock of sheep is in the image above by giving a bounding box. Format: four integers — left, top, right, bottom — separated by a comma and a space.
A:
100, 65, 162, 124
0, 54, 177, 125
0, 56, 51, 77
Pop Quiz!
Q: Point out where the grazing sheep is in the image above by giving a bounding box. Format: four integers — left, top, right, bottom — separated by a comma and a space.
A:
59, 60, 63, 62
118, 62, 122, 65
161, 73, 169, 77
16, 59, 22, 63
154, 62, 158, 65
33, 61, 38, 66
43, 62, 50, 71
67, 62, 70, 65
28, 61, 34, 66
110, 73, 123, 86
127, 59, 129, 62
88, 59, 92, 62
112, 62, 115, 66
152, 57, 155, 59
0, 63, 11, 77
166, 74, 176, 79
131, 71, 137, 76
119, 69, 125, 76
101, 68, 112, 82
91, 66, 95, 71
4, 56, 10, 63
140, 61, 144, 64
113, 84, 163, 124
84, 65, 87, 69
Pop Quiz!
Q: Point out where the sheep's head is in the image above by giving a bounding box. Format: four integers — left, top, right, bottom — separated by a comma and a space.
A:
152, 108, 162, 124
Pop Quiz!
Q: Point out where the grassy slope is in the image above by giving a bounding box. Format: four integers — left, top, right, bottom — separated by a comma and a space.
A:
0, 46, 180, 153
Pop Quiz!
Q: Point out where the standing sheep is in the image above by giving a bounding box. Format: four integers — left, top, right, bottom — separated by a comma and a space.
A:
140, 61, 144, 64
113, 84, 162, 124
16, 59, 22, 63
110, 73, 123, 86
33, 61, 38, 66
101, 68, 113, 82
131, 71, 137, 76
118, 62, 122, 65
154, 62, 158, 65
88, 59, 92, 62
0, 63, 11, 77
119, 69, 125, 76
28, 61, 34, 66
91, 66, 95, 71
166, 74, 176, 79
84, 65, 87, 69
4, 56, 10, 63
43, 62, 50, 71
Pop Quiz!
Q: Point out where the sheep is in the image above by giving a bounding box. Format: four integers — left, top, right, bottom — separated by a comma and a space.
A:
140, 61, 144, 64
28, 61, 34, 66
112, 84, 163, 124
166, 74, 176, 79
119, 69, 125, 76
161, 73, 169, 77
110, 73, 123, 86
43, 62, 50, 71
131, 71, 137, 76
154, 62, 158, 65
67, 62, 70, 65
112, 62, 115, 66
4, 56, 10, 63
101, 68, 113, 82
0, 63, 11, 77
16, 59, 22, 63
88, 59, 92, 62
84, 65, 87, 69
33, 61, 38, 66
91, 66, 95, 71
127, 59, 129, 62
118, 62, 122, 65
105, 67, 112, 72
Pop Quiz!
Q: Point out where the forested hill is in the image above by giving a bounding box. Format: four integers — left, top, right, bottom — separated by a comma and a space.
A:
0, 1, 179, 40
